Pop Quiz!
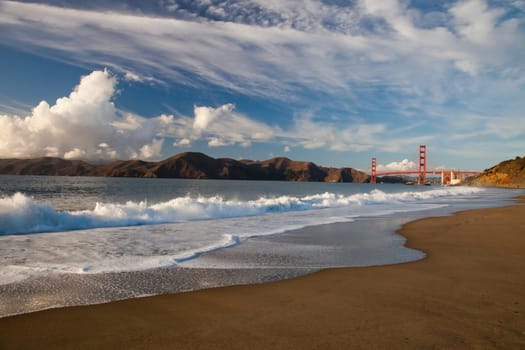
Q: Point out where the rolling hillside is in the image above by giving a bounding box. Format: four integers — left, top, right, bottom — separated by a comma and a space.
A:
0, 153, 369, 183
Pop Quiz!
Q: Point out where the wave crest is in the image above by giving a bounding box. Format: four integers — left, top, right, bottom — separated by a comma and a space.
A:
0, 187, 484, 235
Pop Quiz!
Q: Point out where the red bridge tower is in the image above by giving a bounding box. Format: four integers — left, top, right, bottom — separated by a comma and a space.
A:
417, 145, 427, 185
370, 157, 377, 184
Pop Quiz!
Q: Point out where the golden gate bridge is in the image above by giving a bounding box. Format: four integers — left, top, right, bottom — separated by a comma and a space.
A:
370, 145, 481, 185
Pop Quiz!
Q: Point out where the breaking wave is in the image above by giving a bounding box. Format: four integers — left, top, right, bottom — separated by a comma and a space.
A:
0, 187, 485, 236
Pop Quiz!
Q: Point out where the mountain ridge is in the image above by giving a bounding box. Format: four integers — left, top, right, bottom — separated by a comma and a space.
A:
0, 152, 370, 183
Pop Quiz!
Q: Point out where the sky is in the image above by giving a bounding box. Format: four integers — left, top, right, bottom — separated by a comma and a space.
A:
0, 0, 524, 172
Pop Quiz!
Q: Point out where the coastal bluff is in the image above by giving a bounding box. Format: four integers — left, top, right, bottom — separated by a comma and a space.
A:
465, 156, 525, 188
0, 152, 370, 183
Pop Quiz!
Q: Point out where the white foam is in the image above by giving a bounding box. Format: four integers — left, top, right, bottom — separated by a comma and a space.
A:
0, 186, 488, 285
0, 187, 485, 236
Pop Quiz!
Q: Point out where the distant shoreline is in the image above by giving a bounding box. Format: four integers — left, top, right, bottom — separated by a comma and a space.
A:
0, 152, 370, 183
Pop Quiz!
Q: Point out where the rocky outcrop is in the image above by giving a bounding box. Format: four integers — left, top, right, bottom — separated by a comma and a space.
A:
465, 156, 525, 188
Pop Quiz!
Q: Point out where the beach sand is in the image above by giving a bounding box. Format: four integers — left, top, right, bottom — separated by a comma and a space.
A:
1, 198, 524, 349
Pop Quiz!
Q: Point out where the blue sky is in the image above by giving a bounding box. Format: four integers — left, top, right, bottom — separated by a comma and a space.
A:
0, 0, 524, 172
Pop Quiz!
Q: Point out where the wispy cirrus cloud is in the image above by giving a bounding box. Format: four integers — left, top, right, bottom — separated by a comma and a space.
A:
1, 0, 522, 102
0, 0, 523, 167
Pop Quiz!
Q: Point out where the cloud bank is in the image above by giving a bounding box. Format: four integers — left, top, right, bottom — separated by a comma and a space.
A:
1, 70, 277, 160
0, 69, 418, 160
0, 70, 164, 160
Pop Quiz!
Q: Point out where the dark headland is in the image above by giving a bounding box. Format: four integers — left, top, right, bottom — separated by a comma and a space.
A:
0, 152, 369, 183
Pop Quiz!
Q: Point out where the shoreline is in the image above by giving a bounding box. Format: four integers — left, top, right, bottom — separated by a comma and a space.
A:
0, 199, 434, 318
1, 197, 524, 349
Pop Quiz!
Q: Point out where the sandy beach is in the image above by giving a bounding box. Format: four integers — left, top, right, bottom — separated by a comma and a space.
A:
1, 197, 524, 349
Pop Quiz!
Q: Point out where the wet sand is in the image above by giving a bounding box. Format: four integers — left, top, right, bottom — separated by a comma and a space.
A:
1, 198, 524, 349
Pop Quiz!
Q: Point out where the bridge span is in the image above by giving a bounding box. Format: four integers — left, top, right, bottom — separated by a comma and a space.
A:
370, 145, 481, 185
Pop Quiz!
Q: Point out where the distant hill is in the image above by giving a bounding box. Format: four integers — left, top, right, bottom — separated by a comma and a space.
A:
465, 156, 525, 188
0, 152, 370, 183
0, 157, 96, 176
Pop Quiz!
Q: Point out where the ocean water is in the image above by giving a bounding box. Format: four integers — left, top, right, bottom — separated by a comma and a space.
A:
0, 175, 521, 317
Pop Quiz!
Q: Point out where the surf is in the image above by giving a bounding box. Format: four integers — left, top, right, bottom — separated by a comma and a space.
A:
1, 187, 485, 235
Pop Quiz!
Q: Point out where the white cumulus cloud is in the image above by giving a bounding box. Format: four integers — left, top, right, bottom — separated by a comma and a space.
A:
0, 69, 405, 160
189, 103, 276, 147
173, 138, 191, 147
0, 69, 164, 160
377, 159, 417, 172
